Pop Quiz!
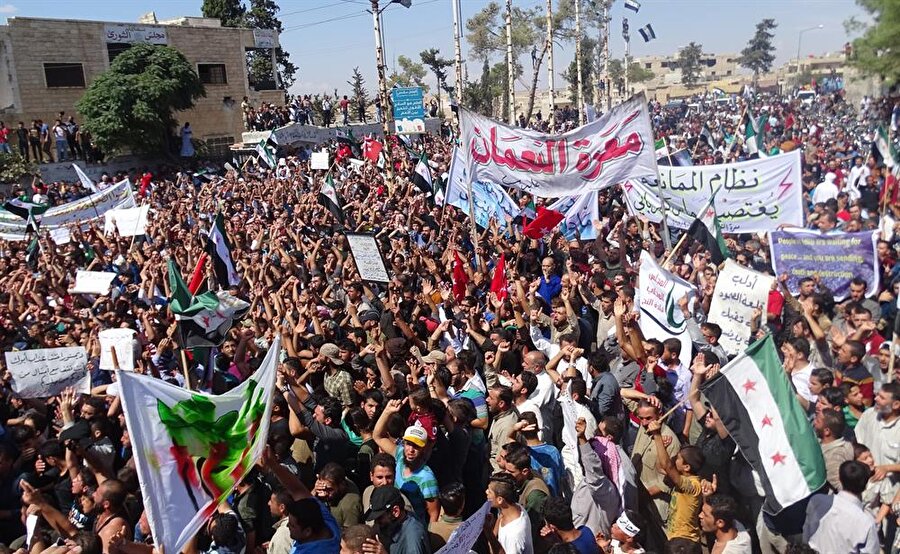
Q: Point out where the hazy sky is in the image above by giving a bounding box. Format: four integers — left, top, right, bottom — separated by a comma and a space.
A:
1, 0, 867, 95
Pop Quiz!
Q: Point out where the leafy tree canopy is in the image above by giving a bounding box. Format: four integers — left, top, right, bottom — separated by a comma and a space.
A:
201, 0, 246, 27
388, 55, 430, 92
739, 18, 777, 77
678, 42, 704, 88
846, 0, 900, 85
75, 44, 205, 156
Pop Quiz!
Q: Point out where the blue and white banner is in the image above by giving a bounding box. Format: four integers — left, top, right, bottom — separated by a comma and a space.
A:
548, 192, 599, 240
445, 147, 521, 230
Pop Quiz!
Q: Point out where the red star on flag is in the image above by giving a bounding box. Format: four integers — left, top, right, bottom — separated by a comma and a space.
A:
761, 415, 773, 427
771, 452, 787, 465
742, 379, 757, 394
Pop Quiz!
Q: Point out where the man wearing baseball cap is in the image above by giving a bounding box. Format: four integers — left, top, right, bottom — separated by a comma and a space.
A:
364, 485, 429, 554
373, 399, 440, 524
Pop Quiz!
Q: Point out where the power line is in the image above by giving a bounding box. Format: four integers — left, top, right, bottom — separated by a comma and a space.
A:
282, 0, 442, 33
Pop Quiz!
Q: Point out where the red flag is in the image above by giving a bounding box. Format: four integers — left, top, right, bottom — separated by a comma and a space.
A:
523, 206, 565, 239
363, 137, 383, 163
490, 253, 508, 302
452, 250, 469, 301
187, 253, 208, 294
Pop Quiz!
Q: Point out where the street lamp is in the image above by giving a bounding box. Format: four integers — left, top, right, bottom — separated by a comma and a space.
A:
369, 0, 412, 191
795, 24, 824, 82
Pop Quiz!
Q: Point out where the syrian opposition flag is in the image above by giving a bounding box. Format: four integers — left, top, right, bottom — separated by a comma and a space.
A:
3, 198, 49, 233
490, 253, 508, 302
702, 335, 826, 514
874, 125, 899, 173
255, 139, 277, 168
452, 250, 469, 302
206, 213, 241, 288
318, 174, 346, 224
523, 206, 565, 239
744, 109, 767, 157
624, 0, 640, 12
637, 23, 656, 42
25, 235, 40, 269
73, 163, 98, 193
700, 125, 715, 149
167, 259, 249, 348
686, 201, 728, 265
412, 153, 434, 195
117, 337, 278, 554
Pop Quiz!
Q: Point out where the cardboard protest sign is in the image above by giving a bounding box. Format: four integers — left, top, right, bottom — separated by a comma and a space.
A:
50, 227, 71, 245
72, 271, 117, 295
310, 150, 330, 170
769, 229, 879, 301
708, 259, 773, 355
108, 205, 150, 237
435, 501, 491, 554
99, 328, 137, 371
637, 251, 696, 368
345, 233, 390, 283
5, 347, 89, 398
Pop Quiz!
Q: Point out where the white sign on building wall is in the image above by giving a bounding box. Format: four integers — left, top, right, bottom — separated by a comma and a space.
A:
252, 29, 277, 49
103, 24, 168, 45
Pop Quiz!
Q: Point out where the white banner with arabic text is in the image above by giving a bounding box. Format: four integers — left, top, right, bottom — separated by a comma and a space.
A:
459, 94, 657, 198
622, 150, 803, 233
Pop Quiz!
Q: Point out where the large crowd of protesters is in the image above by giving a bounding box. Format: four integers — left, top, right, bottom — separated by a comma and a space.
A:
0, 84, 899, 554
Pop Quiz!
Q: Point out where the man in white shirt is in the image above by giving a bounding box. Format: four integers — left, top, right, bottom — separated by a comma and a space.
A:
782, 338, 816, 405
699, 494, 752, 553
803, 460, 880, 554
811, 172, 839, 205
521, 351, 558, 442
484, 472, 533, 554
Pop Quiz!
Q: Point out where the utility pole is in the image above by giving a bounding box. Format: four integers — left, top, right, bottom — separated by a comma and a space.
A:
370, 0, 395, 189
452, 0, 463, 105
505, 0, 515, 124
272, 31, 280, 91
601, 1, 611, 111
622, 17, 630, 103
546, 0, 555, 129
574, 0, 583, 124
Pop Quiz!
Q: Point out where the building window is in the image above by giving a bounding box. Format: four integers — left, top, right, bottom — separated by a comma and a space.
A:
645, 63, 651, 69
107, 43, 133, 63
43, 63, 85, 88
198, 63, 228, 85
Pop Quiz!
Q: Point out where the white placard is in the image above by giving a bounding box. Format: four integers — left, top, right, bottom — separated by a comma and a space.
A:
5, 347, 90, 398
708, 259, 774, 355
344, 233, 390, 283
107, 205, 150, 237
252, 28, 277, 49
99, 328, 137, 371
310, 150, 330, 170
435, 501, 491, 554
636, 251, 696, 368
72, 270, 117, 295
50, 227, 71, 245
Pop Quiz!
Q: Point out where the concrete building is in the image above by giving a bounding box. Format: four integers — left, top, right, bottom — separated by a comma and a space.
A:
0, 15, 284, 157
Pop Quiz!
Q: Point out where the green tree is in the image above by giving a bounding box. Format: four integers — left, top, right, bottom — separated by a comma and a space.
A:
388, 55, 430, 91
562, 35, 597, 106
244, 0, 297, 90
347, 67, 368, 118
201, 0, 246, 27
0, 153, 38, 184
465, 0, 575, 123
846, 0, 900, 85
420, 48, 453, 113
75, 44, 205, 156
678, 42, 704, 88
463, 58, 501, 117
739, 19, 777, 83
607, 59, 655, 92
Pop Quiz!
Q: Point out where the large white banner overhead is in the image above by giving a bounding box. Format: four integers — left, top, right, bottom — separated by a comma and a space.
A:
622, 150, 803, 233
459, 93, 657, 198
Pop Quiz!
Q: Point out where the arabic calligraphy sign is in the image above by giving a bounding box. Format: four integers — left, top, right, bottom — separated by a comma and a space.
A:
708, 260, 773, 356
459, 93, 657, 198
769, 230, 879, 302
445, 147, 521, 230
622, 150, 803, 233
434, 501, 491, 554
344, 233, 390, 283
548, 192, 600, 240
637, 251, 696, 368
103, 24, 168, 45
5, 347, 90, 398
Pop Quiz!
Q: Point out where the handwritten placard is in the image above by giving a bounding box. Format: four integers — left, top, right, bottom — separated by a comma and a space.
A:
72, 271, 117, 295
708, 260, 773, 355
310, 150, 330, 170
106, 205, 150, 237
637, 251, 696, 368
49, 227, 71, 245
344, 233, 390, 283
435, 501, 491, 554
99, 328, 137, 371
5, 347, 90, 398
622, 150, 803, 233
